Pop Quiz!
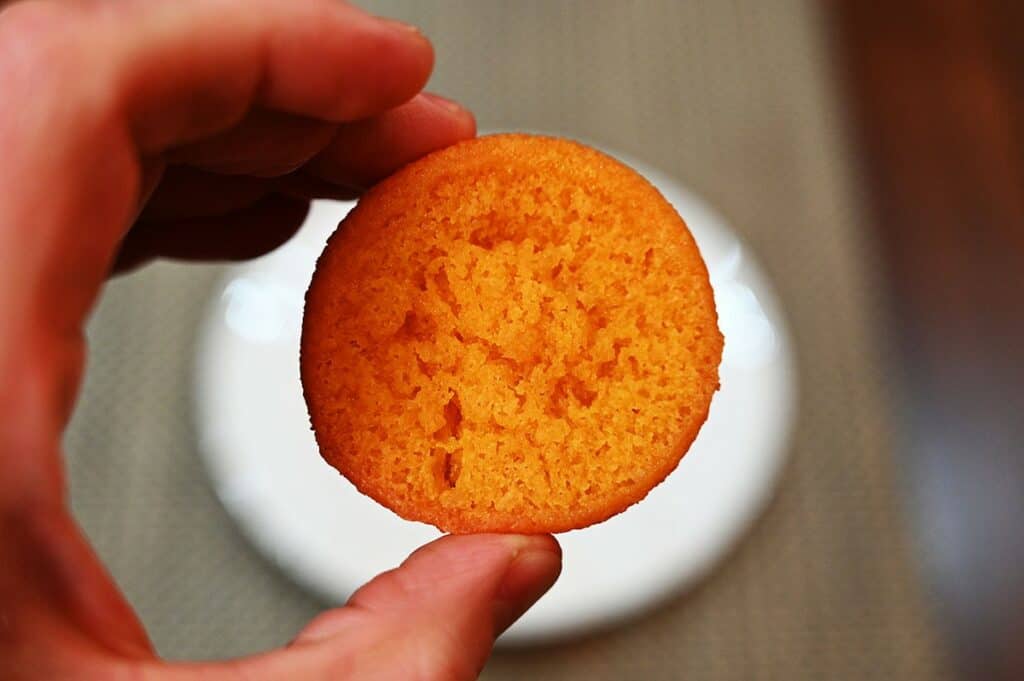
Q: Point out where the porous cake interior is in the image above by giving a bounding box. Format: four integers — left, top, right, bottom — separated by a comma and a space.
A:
303, 136, 721, 532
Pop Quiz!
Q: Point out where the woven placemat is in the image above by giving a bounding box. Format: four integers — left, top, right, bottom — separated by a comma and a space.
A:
65, 1, 953, 678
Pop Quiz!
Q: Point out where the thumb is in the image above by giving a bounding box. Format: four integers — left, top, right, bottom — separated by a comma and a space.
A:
173, 534, 561, 681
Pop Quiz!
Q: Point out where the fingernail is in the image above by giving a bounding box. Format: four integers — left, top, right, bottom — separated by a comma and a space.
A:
377, 16, 424, 36
422, 92, 468, 116
493, 537, 562, 635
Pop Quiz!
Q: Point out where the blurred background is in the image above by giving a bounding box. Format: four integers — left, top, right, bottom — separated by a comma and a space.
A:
65, 1, 1024, 680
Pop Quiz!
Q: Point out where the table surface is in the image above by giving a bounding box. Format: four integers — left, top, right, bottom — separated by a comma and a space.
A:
62, 1, 983, 679
832, 2, 1024, 680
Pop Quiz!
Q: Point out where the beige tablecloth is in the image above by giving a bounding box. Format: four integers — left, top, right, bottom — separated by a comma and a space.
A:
65, 1, 953, 678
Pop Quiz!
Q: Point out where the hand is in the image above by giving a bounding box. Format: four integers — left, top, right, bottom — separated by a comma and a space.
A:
0, 1, 562, 679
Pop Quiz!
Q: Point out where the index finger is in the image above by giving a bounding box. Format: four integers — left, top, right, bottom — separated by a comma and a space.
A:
0, 0, 434, 350
107, 0, 435, 152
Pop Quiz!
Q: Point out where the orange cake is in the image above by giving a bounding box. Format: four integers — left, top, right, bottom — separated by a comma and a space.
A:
301, 134, 722, 533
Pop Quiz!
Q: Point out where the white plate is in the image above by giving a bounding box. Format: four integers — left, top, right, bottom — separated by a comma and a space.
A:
193, 155, 797, 646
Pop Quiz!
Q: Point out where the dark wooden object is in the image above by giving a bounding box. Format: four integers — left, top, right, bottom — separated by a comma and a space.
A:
830, 1, 1024, 679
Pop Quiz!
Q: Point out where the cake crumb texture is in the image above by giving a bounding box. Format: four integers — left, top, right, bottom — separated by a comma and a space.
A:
301, 134, 722, 533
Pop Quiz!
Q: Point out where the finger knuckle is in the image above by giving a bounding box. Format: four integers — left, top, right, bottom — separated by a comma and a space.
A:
0, 1, 79, 84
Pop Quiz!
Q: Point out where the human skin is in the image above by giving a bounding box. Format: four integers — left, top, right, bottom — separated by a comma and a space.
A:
0, 1, 561, 679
